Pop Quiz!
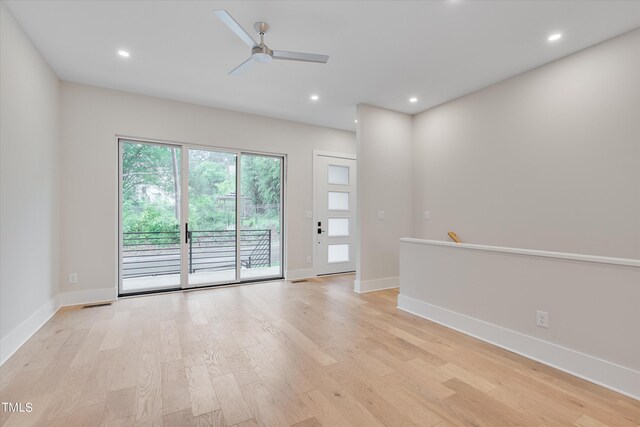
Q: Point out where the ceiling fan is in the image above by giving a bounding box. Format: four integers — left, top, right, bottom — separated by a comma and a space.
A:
214, 9, 329, 76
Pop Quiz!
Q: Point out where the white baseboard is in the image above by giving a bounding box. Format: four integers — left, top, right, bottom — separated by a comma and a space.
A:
0, 296, 58, 365
284, 269, 315, 281
397, 294, 640, 400
1, 287, 117, 367
354, 276, 399, 293
58, 287, 117, 307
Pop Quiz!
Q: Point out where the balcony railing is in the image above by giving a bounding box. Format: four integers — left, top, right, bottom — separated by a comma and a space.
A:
122, 229, 272, 279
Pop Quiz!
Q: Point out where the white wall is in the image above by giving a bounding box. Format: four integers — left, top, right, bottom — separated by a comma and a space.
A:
59, 82, 355, 295
355, 104, 413, 292
395, 28, 640, 400
413, 28, 640, 259
0, 2, 60, 359
399, 239, 640, 399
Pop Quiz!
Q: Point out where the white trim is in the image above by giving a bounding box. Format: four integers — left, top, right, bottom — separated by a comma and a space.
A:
117, 138, 124, 297
280, 154, 287, 280
1, 287, 120, 367
354, 276, 399, 293
234, 151, 242, 284
311, 153, 318, 276
58, 287, 117, 307
400, 238, 640, 268
284, 268, 315, 281
0, 297, 58, 365
397, 294, 640, 400
312, 149, 357, 160
116, 134, 288, 159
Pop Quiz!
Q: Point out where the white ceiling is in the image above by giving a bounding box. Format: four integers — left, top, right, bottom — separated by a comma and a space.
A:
6, 0, 640, 131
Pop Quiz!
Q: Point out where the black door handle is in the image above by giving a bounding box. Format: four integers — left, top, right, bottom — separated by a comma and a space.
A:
185, 223, 189, 243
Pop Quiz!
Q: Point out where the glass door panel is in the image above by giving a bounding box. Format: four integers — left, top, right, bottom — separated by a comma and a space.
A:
240, 154, 283, 280
120, 140, 182, 294
187, 149, 238, 286
120, 141, 285, 294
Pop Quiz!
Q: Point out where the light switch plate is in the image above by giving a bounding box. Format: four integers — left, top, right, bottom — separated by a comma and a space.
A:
424, 210, 431, 220
377, 210, 385, 220
305, 211, 312, 219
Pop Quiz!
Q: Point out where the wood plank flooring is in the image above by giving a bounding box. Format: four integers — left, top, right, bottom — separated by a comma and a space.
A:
1, 274, 638, 426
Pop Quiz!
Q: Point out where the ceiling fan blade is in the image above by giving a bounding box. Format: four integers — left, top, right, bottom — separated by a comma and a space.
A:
228, 57, 254, 76
214, 10, 257, 48
272, 50, 329, 64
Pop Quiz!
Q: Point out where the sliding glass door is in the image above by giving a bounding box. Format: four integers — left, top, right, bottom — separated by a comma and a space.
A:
119, 139, 283, 295
119, 140, 183, 293
240, 154, 283, 280
186, 148, 237, 286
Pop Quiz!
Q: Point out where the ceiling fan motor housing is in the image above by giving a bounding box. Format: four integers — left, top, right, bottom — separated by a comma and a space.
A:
252, 44, 273, 63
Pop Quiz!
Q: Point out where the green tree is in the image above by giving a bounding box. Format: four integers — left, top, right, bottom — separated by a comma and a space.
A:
122, 143, 180, 204
121, 143, 281, 236
241, 155, 281, 206
121, 142, 181, 237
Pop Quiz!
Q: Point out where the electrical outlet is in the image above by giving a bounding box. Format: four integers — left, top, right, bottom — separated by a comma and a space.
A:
424, 210, 431, 220
306, 256, 312, 264
536, 310, 549, 328
305, 211, 312, 219
69, 273, 78, 284
377, 210, 385, 220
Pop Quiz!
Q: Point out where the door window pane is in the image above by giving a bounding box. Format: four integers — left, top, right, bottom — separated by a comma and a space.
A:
120, 141, 181, 294
328, 244, 349, 263
188, 149, 237, 285
328, 191, 349, 211
328, 165, 349, 185
240, 154, 283, 280
328, 218, 349, 237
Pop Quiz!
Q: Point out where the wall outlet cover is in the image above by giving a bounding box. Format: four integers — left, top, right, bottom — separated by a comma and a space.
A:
536, 310, 549, 328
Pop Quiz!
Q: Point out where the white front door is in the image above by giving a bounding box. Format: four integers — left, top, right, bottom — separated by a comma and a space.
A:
314, 153, 357, 275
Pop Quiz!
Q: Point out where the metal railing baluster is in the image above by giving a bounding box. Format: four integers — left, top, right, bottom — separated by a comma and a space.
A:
122, 229, 274, 279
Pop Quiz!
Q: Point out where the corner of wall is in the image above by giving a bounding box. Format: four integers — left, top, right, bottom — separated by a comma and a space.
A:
355, 104, 414, 292
0, 0, 63, 366
0, 296, 59, 366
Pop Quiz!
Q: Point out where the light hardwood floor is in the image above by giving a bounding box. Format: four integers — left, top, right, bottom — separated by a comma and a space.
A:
1, 274, 638, 426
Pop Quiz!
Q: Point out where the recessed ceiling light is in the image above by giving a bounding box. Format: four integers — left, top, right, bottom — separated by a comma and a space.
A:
548, 33, 562, 42
409, 97, 418, 103
310, 94, 319, 101
354, 119, 358, 123
118, 50, 130, 57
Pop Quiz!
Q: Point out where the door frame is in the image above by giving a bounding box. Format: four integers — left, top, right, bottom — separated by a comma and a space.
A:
117, 135, 286, 296
117, 138, 186, 296
312, 150, 357, 277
